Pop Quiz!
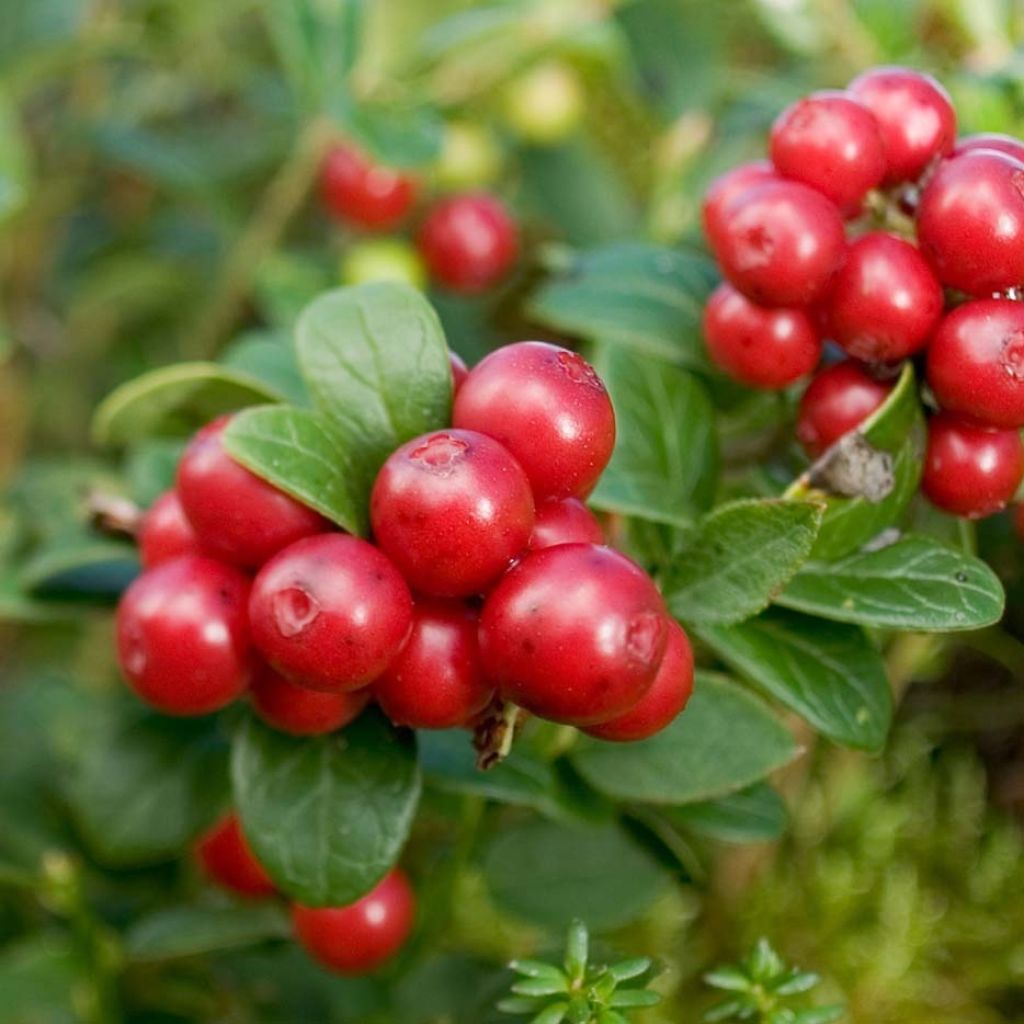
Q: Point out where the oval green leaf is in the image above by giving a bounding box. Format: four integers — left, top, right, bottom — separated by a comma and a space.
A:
668, 782, 787, 844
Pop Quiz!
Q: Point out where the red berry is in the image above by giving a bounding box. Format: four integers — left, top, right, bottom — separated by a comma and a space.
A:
703, 283, 822, 389
374, 599, 491, 729
584, 619, 694, 742
250, 664, 370, 736
916, 150, 1024, 296
449, 351, 469, 395
701, 160, 778, 240
927, 299, 1024, 430
480, 544, 669, 726
769, 91, 885, 211
371, 430, 535, 597
417, 193, 518, 293
823, 232, 943, 362
953, 132, 1024, 163
116, 556, 252, 715
453, 341, 616, 500
292, 869, 415, 975
320, 144, 417, 231
177, 417, 330, 569
195, 812, 275, 897
249, 534, 412, 692
138, 490, 204, 569
706, 180, 846, 307
528, 498, 603, 551
796, 360, 892, 458
848, 66, 956, 183
922, 412, 1024, 519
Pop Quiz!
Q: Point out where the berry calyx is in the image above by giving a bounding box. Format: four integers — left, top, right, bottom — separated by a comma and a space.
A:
249, 534, 412, 693
320, 144, 417, 232
177, 417, 329, 569
195, 812, 275, 898
453, 341, 616, 500
796, 360, 893, 458
250, 665, 370, 736
528, 498, 604, 551
584, 619, 694, 742
292, 869, 415, 975
922, 412, 1024, 519
370, 430, 535, 597
138, 490, 204, 569
116, 555, 252, 715
480, 544, 669, 726
701, 161, 779, 241
703, 283, 822, 389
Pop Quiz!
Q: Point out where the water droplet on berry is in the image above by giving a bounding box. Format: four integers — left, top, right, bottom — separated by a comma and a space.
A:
626, 611, 663, 666
409, 433, 470, 475
273, 585, 321, 638
1000, 330, 1024, 381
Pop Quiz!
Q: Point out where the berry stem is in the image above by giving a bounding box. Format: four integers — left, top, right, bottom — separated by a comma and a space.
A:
87, 490, 142, 538
473, 699, 523, 770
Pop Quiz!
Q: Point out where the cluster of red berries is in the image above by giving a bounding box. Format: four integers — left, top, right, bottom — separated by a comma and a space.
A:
320, 142, 519, 293
702, 65, 1024, 520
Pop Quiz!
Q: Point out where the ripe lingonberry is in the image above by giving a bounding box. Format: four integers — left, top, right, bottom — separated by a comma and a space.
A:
417, 193, 518, 292
195, 812, 275, 898
480, 544, 668, 726
703, 283, 822, 390
249, 534, 412, 692
848, 66, 956, 183
250, 665, 370, 736
701, 161, 778, 241
823, 232, 943, 362
953, 132, 1024, 163
292, 869, 415, 975
453, 341, 616, 500
138, 490, 204, 569
796, 360, 892, 458
706, 180, 846, 308
584, 619, 694, 742
116, 556, 252, 715
177, 417, 329, 569
926, 299, 1024, 430
374, 599, 491, 730
449, 351, 469, 395
922, 412, 1024, 519
320, 144, 417, 231
370, 430, 535, 597
528, 498, 603, 551
769, 91, 885, 211
916, 150, 1024, 296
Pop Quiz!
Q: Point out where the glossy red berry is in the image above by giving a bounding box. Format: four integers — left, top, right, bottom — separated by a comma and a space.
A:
922, 413, 1024, 519
250, 664, 370, 736
528, 498, 603, 551
116, 556, 252, 715
706, 180, 846, 308
371, 430, 535, 597
417, 193, 518, 293
848, 66, 956, 183
796, 360, 892, 458
916, 150, 1024, 296
927, 299, 1024, 430
320, 144, 417, 231
769, 91, 885, 211
480, 544, 669, 726
292, 869, 415, 975
249, 534, 412, 692
449, 351, 469, 395
701, 160, 778, 240
374, 599, 491, 729
195, 812, 275, 898
138, 490, 204, 569
584, 619, 694, 742
703, 283, 822, 389
453, 341, 616, 500
823, 232, 943, 362
177, 417, 329, 569
953, 132, 1024, 163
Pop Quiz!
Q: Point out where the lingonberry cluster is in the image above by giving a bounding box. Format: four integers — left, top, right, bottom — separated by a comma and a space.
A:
702, 65, 1024, 520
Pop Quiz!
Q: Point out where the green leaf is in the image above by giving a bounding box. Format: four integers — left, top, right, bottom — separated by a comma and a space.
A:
698, 610, 892, 752
349, 102, 444, 168
220, 331, 310, 407
232, 710, 420, 906
663, 500, 823, 626
295, 282, 452, 501
125, 904, 290, 962
670, 782, 787, 844
788, 363, 925, 560
93, 363, 283, 447
777, 534, 1005, 631
483, 820, 668, 930
608, 989, 660, 1008
223, 406, 363, 535
570, 673, 797, 805
0, 88, 30, 223
0, 934, 82, 1024
528, 243, 716, 364
590, 346, 717, 527
19, 533, 136, 596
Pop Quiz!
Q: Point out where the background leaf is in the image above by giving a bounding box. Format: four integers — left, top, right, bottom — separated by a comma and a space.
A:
668, 782, 787, 844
